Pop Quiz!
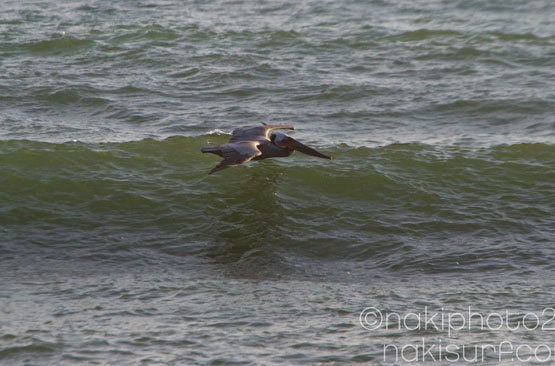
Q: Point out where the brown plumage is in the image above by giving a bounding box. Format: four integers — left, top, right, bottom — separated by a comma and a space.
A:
201, 124, 332, 174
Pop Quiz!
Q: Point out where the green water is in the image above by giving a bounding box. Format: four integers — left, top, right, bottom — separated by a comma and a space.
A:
1, 0, 554, 364
2, 138, 554, 273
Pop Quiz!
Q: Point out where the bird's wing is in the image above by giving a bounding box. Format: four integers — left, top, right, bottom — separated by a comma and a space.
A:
229, 124, 295, 143
209, 141, 262, 174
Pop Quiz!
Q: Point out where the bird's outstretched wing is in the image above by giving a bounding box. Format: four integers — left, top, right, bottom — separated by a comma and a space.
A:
209, 141, 262, 174
229, 124, 295, 143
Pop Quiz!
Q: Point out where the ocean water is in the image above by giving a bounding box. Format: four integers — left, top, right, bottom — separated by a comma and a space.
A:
1, 0, 554, 365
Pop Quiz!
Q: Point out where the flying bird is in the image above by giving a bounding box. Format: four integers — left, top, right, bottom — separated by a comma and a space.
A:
201, 124, 332, 174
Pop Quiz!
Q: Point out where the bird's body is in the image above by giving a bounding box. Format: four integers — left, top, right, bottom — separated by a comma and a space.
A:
252, 142, 293, 160
201, 124, 331, 174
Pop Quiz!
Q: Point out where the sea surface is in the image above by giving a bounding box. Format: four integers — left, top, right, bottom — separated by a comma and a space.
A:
1, 0, 554, 365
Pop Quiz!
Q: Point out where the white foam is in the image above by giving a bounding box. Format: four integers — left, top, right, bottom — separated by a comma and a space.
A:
206, 129, 230, 135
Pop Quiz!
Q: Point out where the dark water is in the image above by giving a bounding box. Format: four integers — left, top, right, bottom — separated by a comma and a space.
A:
1, 0, 554, 365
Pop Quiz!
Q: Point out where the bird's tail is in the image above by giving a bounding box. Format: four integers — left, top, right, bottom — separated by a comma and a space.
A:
201, 147, 223, 157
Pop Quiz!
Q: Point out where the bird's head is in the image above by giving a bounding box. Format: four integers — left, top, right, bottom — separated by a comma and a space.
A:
270, 133, 332, 160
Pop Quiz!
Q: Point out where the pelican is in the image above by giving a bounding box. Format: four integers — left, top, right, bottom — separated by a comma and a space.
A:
201, 124, 332, 174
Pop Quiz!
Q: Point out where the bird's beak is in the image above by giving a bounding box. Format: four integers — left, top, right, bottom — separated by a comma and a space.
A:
285, 138, 332, 160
